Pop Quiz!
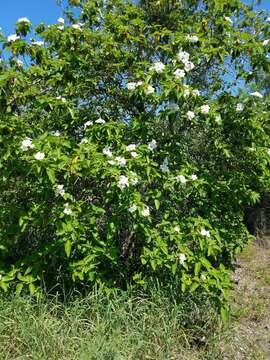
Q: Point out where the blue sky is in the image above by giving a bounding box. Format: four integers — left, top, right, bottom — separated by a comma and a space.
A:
0, 0, 269, 36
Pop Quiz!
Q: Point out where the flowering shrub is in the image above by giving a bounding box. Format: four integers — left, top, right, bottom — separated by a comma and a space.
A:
0, 0, 269, 316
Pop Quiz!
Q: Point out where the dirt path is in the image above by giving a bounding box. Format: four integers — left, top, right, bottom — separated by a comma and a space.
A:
221, 243, 270, 359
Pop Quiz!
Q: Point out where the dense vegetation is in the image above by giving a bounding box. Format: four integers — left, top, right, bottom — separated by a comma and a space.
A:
0, 0, 269, 318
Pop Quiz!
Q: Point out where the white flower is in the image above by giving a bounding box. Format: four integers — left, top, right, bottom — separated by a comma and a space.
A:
200, 105, 210, 114
187, 111, 195, 120
55, 184, 65, 197
184, 61, 195, 72
129, 204, 137, 213
250, 91, 263, 98
236, 103, 244, 112
126, 144, 136, 152
150, 61, 165, 74
267, 17, 270, 22
127, 82, 137, 90
108, 160, 116, 165
21, 137, 35, 151
263, 39, 269, 46
174, 225, 180, 233
176, 175, 187, 184
63, 203, 72, 215
177, 51, 190, 63
16, 59, 23, 67
200, 228, 210, 237
58, 17, 65, 24
127, 81, 142, 90
34, 152, 45, 161
141, 206, 150, 217
95, 117, 105, 124
160, 157, 169, 173
103, 148, 113, 157
267, 149, 270, 156
51, 130, 61, 137
174, 68, 185, 79
131, 151, 138, 158
58, 25, 64, 31
118, 175, 129, 190
7, 34, 20, 42
148, 139, 157, 150
186, 34, 199, 43
32, 41, 44, 46
145, 85, 155, 95
192, 89, 200, 97
84, 120, 93, 129
17, 17, 30, 24
224, 16, 233, 24
179, 253, 186, 265
115, 156, 126, 167
72, 24, 82, 30
80, 138, 88, 144
191, 174, 198, 181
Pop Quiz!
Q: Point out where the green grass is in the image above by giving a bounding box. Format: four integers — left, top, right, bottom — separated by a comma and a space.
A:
0, 288, 223, 360
0, 243, 269, 360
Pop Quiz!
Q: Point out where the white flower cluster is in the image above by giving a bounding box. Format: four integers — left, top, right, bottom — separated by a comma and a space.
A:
126, 143, 138, 158
21, 137, 35, 151
148, 139, 157, 150
72, 23, 83, 30
55, 184, 65, 197
177, 51, 195, 72
150, 61, 165, 74
236, 103, 244, 112
32, 41, 44, 47
63, 203, 72, 215
186, 34, 199, 43
7, 34, 20, 42
176, 174, 197, 184
17, 17, 30, 24
84, 117, 105, 129
127, 81, 143, 90
200, 228, 210, 237
21, 138, 45, 160
250, 91, 263, 99
179, 253, 186, 265
200, 104, 210, 114
117, 172, 138, 190
174, 68, 185, 79
145, 85, 155, 95
34, 152, 45, 161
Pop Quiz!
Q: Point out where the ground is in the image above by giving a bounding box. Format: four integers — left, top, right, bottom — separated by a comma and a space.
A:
0, 241, 269, 359
221, 241, 270, 360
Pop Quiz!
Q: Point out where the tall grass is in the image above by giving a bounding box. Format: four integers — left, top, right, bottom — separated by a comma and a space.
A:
0, 287, 223, 360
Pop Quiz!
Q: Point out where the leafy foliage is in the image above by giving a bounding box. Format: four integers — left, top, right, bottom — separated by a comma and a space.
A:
0, 0, 269, 313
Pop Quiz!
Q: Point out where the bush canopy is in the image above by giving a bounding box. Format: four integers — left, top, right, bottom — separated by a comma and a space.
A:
0, 0, 269, 317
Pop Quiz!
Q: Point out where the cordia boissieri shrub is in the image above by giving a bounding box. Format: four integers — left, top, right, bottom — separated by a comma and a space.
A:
0, 0, 269, 317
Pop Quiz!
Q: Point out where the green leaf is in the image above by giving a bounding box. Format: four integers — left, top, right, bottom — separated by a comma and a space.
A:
154, 199, 160, 210
46, 168, 56, 183
65, 240, 71, 257
220, 306, 229, 324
